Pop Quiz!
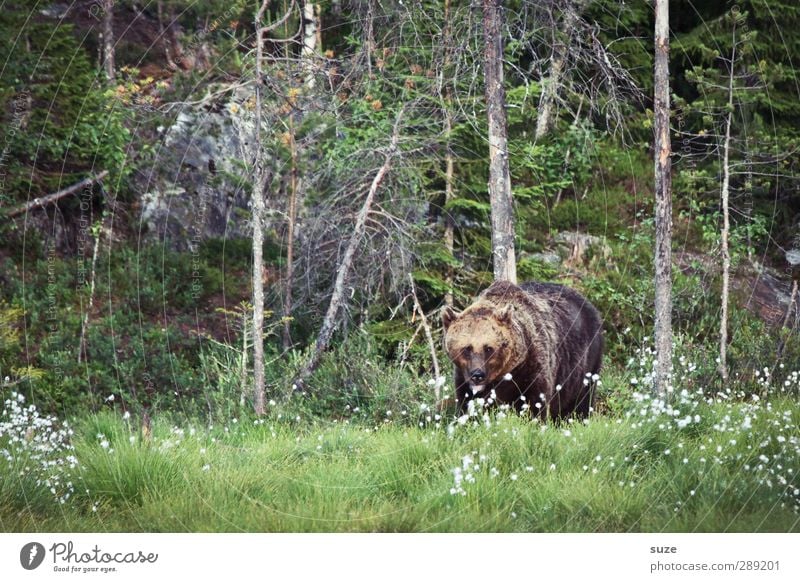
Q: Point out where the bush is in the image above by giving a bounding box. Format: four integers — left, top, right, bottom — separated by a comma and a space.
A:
268, 335, 440, 425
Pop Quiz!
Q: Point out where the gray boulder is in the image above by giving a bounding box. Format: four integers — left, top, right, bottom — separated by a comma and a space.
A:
137, 91, 254, 251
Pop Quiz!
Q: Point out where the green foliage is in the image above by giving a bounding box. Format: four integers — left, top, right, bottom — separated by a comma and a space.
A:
0, 13, 130, 207
282, 335, 439, 423
516, 256, 560, 282
0, 241, 268, 415
508, 90, 596, 205
674, 2, 800, 258
0, 301, 43, 385
0, 302, 23, 363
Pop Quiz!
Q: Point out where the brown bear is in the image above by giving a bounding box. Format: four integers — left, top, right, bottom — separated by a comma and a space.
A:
442, 280, 603, 419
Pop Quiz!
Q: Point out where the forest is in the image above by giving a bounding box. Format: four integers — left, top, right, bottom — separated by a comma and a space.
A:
1, 0, 799, 533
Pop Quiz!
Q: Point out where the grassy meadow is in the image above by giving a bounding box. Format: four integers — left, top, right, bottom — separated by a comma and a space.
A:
2, 366, 799, 533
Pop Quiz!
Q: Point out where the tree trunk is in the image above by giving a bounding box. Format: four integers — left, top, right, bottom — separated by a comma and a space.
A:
301, 2, 320, 88
251, 1, 271, 416
78, 219, 103, 364
442, 0, 455, 306
239, 305, 250, 406
719, 27, 737, 385
157, 1, 178, 70
300, 111, 404, 379
102, 0, 115, 81
283, 116, 299, 350
483, 0, 516, 284
167, 4, 184, 68
653, 0, 672, 395
364, 0, 375, 76
535, 0, 588, 140
444, 109, 456, 306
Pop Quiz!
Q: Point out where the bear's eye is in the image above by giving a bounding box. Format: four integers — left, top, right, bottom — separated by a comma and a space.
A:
484, 346, 494, 356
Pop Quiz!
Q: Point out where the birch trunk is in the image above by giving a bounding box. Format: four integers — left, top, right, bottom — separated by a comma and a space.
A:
102, 0, 115, 81
442, 0, 455, 306
483, 0, 516, 284
719, 24, 737, 384
444, 109, 456, 306
301, 2, 320, 88
653, 0, 672, 395
364, 0, 375, 77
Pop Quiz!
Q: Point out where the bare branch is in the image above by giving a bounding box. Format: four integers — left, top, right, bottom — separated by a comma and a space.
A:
6, 171, 109, 218
408, 273, 442, 402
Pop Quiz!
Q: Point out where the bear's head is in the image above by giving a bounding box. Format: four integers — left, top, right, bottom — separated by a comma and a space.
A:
442, 304, 523, 395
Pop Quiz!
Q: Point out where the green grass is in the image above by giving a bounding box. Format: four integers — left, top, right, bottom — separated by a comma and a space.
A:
2, 392, 799, 532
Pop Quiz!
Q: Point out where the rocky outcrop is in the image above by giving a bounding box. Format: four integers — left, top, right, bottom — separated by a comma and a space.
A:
136, 92, 253, 251
675, 250, 799, 329
524, 232, 611, 269
554, 231, 611, 266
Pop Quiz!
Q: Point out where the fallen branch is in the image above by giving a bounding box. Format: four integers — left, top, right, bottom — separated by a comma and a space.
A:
6, 171, 109, 218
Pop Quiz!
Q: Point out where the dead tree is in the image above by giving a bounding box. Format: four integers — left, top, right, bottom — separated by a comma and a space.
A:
442, 0, 456, 307
718, 21, 738, 384
251, 0, 272, 416
299, 109, 405, 379
653, 0, 672, 395
535, 0, 590, 140
483, 0, 516, 284
282, 115, 299, 350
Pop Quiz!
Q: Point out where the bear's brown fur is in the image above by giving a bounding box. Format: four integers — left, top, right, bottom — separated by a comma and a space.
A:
442, 280, 603, 419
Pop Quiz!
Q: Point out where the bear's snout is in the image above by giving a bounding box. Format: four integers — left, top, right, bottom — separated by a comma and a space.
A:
470, 369, 486, 383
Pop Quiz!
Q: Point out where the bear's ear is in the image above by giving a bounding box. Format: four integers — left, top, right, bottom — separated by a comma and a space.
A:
441, 306, 460, 330
497, 304, 515, 323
